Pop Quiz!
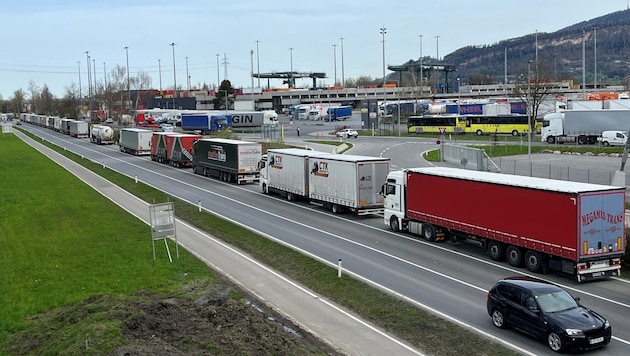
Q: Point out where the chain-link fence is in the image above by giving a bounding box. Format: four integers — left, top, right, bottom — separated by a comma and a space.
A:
441, 143, 620, 185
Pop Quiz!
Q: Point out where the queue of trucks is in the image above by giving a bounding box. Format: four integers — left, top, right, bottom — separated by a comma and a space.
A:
18, 112, 627, 282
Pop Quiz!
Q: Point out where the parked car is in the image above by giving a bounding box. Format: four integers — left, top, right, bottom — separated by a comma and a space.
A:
335, 128, 358, 138
487, 277, 611, 353
159, 123, 174, 132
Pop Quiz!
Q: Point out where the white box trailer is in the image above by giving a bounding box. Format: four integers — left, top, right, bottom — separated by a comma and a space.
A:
69, 120, 89, 138
119, 128, 153, 155
260, 149, 390, 215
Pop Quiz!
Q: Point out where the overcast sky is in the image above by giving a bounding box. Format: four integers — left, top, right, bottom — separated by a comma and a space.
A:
0, 0, 627, 99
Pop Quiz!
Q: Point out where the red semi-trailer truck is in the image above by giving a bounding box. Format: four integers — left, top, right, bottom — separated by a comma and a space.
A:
383, 166, 625, 282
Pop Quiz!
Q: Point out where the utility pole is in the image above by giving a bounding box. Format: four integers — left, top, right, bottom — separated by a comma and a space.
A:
340, 37, 345, 87
170, 42, 177, 109
124, 46, 130, 110
255, 40, 261, 88
332, 44, 337, 85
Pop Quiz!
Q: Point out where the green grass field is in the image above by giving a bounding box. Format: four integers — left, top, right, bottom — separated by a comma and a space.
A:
0, 134, 215, 351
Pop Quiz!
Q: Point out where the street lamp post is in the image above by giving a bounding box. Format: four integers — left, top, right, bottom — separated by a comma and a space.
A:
124, 46, 130, 109
340, 37, 345, 87
216, 53, 220, 88
77, 61, 82, 109
170, 42, 177, 110
289, 47, 294, 88
527, 59, 534, 162
158, 59, 162, 92
380, 26, 387, 130
250, 49, 254, 96
418, 34, 423, 95
435, 35, 440, 92
332, 44, 338, 85
185, 56, 190, 90
255, 40, 261, 88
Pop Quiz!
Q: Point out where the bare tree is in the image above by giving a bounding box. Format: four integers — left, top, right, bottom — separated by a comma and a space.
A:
11, 89, 25, 114
39, 85, 55, 115
512, 60, 555, 133
28, 80, 40, 114
133, 70, 153, 110
62, 83, 81, 118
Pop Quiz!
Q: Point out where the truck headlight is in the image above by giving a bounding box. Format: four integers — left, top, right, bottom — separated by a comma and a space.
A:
566, 329, 584, 336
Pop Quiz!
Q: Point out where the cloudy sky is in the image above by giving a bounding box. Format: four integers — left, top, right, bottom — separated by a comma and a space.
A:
0, 0, 627, 99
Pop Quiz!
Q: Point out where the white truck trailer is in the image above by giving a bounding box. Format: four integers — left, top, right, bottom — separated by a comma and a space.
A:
259, 148, 390, 215
119, 128, 153, 155
541, 109, 630, 144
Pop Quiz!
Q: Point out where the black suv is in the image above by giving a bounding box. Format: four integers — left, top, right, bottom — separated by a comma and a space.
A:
487, 277, 611, 353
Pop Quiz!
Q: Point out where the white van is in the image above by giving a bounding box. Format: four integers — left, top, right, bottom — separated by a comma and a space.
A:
600, 131, 628, 146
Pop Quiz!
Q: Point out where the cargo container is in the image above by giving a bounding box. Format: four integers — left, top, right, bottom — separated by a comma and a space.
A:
259, 149, 390, 215
192, 138, 262, 184
383, 166, 625, 282
119, 128, 153, 156
90, 124, 115, 144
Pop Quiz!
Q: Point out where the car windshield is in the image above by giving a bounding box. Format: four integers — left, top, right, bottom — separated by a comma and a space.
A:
535, 290, 578, 313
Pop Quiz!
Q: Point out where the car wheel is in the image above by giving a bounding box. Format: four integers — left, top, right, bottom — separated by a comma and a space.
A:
547, 332, 564, 353
487, 241, 505, 261
422, 224, 436, 242
525, 250, 543, 273
603, 141, 610, 147
390, 217, 400, 232
505, 245, 523, 267
491, 308, 507, 329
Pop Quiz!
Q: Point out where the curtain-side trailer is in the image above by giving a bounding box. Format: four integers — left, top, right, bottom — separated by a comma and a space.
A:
192, 138, 262, 184
259, 149, 390, 214
384, 167, 625, 282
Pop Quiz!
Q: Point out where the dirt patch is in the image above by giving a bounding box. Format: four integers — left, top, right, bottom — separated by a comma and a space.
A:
3, 279, 342, 356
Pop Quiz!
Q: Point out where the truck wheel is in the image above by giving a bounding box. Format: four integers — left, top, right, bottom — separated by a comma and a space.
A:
422, 224, 436, 242
261, 184, 269, 194
546, 136, 555, 144
389, 217, 400, 232
331, 204, 343, 214
505, 246, 523, 267
487, 241, 505, 261
578, 135, 587, 144
524, 250, 543, 273
286, 192, 294, 202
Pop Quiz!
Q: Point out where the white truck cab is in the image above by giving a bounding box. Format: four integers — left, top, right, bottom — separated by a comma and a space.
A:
600, 130, 628, 146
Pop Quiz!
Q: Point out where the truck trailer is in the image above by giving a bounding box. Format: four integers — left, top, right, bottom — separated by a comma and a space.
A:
383, 166, 625, 282
259, 148, 390, 215
181, 112, 230, 134
150, 132, 179, 163
169, 133, 201, 168
68, 120, 89, 138
541, 110, 630, 144
119, 128, 153, 156
325, 106, 353, 121
192, 138, 262, 184
90, 124, 115, 144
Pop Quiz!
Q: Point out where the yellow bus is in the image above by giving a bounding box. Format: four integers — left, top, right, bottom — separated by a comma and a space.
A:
408, 114, 530, 136
462, 114, 530, 136
407, 115, 466, 134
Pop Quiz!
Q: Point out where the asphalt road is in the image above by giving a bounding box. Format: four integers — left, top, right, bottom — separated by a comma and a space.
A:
16, 121, 630, 356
